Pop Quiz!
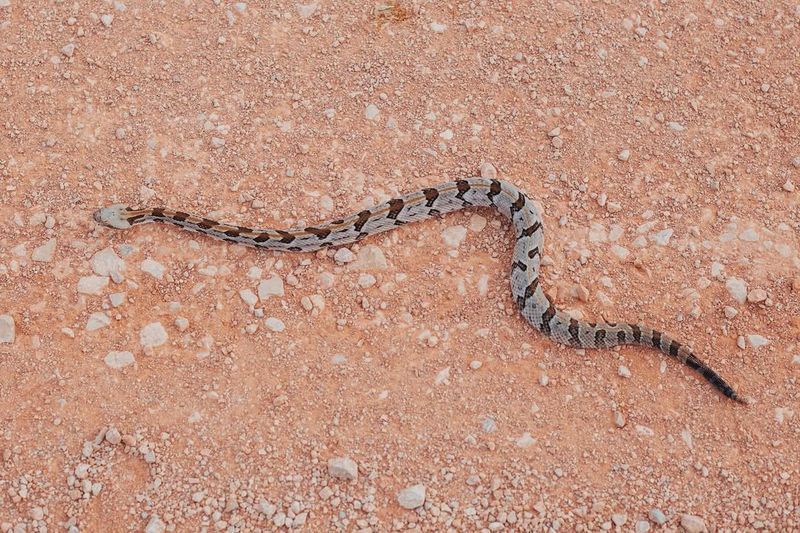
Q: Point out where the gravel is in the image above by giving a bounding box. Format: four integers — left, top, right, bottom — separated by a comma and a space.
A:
258, 275, 285, 300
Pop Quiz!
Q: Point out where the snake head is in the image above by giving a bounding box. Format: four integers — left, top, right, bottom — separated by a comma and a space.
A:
93, 204, 133, 229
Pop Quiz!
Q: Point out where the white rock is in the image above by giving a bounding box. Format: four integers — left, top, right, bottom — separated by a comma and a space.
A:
680, 514, 707, 533
77, 275, 109, 295
442, 225, 467, 247
358, 273, 376, 288
397, 484, 426, 510
104, 351, 135, 369
618, 365, 632, 378
516, 432, 536, 448
350, 245, 387, 270
264, 317, 285, 332
434, 367, 450, 385
738, 228, 759, 242
100, 14, 114, 27
140, 258, 165, 279
365, 104, 380, 120
0, 0, 10, 7
334, 248, 355, 264
239, 288, 258, 306
618, 149, 631, 161
650, 228, 673, 246
86, 312, 111, 331
746, 288, 767, 303
469, 214, 487, 232
32, 239, 57, 262
588, 223, 607, 242
747, 334, 769, 348
296, 1, 317, 19
144, 515, 166, 533
725, 277, 748, 304
723, 306, 738, 319
479, 162, 497, 179
91, 247, 126, 281
0, 315, 15, 344
327, 457, 358, 481
429, 21, 447, 33
140, 322, 167, 348
258, 275, 284, 300
611, 245, 629, 259
61, 43, 75, 57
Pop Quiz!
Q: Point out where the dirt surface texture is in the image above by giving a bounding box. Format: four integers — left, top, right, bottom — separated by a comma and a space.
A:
1, 1, 799, 532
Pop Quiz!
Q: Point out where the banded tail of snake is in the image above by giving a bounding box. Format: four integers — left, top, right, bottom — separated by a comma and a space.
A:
94, 178, 747, 404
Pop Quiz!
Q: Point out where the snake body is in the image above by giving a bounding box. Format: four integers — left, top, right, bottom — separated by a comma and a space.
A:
94, 178, 746, 403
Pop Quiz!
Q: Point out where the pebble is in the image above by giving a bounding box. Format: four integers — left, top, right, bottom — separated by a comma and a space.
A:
548, 127, 561, 137
0, 314, 15, 344
482, 416, 497, 433
723, 306, 738, 319
434, 367, 450, 385
105, 427, 121, 445
430, 21, 447, 33
725, 277, 747, 304
296, 1, 317, 19
144, 515, 166, 533
140, 322, 168, 348
140, 258, 165, 279
61, 43, 75, 57
614, 411, 626, 428
469, 360, 482, 370
649, 508, 667, 525
746, 288, 767, 303
635, 520, 651, 532
618, 365, 631, 378
91, 248, 126, 281
784, 179, 795, 192
618, 149, 631, 161
264, 317, 285, 332
77, 276, 109, 295
239, 288, 258, 307
100, 13, 114, 27
746, 334, 769, 348
174, 317, 189, 332
738, 228, 759, 242
86, 312, 111, 332
334, 248, 355, 264
650, 228, 673, 246
258, 275, 284, 300
397, 484, 426, 510
358, 273, 376, 288
350, 245, 387, 270
442, 225, 467, 247
516, 432, 535, 448
365, 104, 380, 120
327, 457, 358, 481
469, 214, 487, 232
611, 513, 627, 526
104, 351, 135, 369
480, 162, 497, 179
680, 514, 707, 533
32, 238, 57, 262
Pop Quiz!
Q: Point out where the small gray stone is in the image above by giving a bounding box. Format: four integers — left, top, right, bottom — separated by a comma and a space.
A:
140, 258, 165, 279
61, 43, 75, 57
480, 162, 497, 179
31, 239, 57, 262
258, 275, 284, 300
104, 351, 135, 369
680, 514, 707, 533
77, 275, 109, 295
144, 515, 165, 533
327, 457, 358, 481
725, 277, 747, 304
397, 484, 426, 510
611, 513, 627, 526
635, 519, 651, 532
649, 509, 667, 525
100, 13, 114, 27
618, 149, 631, 161
140, 322, 167, 348
0, 314, 15, 344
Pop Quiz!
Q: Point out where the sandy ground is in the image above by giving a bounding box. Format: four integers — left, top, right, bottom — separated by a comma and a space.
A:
1, 1, 799, 531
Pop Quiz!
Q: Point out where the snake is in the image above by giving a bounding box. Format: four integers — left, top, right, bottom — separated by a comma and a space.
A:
94, 177, 747, 403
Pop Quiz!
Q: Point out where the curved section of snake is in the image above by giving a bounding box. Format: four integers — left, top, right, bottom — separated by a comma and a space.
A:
94, 178, 747, 403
